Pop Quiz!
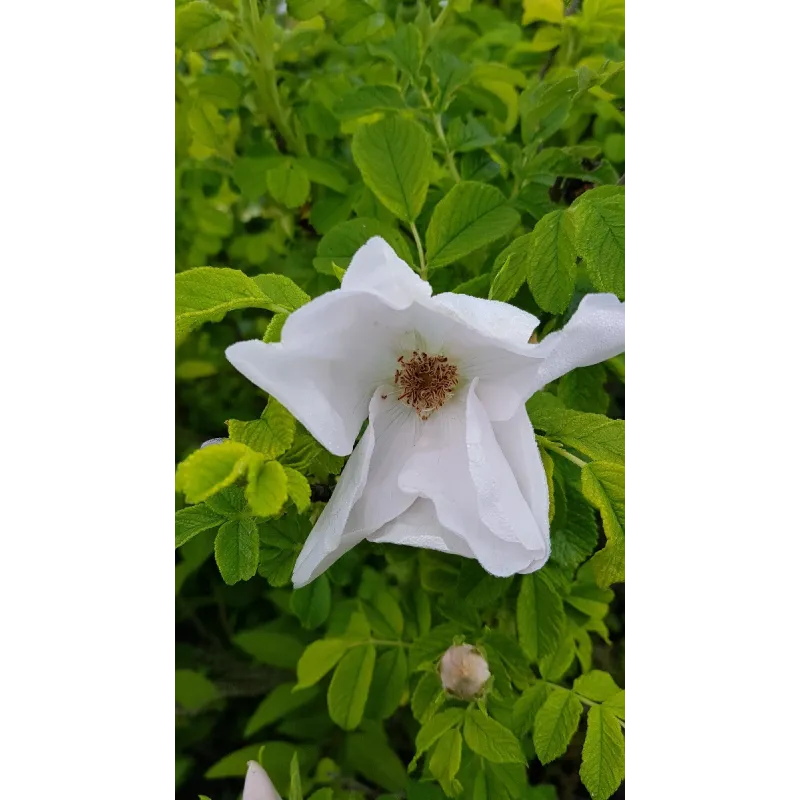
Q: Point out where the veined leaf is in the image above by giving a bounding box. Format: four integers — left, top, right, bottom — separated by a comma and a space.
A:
516, 572, 565, 662
175, 503, 224, 548
463, 708, 525, 764
579, 706, 625, 800
246, 460, 288, 518
176, 440, 256, 504
533, 687, 583, 764
296, 639, 349, 689
228, 398, 296, 460
582, 461, 625, 586
214, 518, 260, 585
327, 644, 376, 730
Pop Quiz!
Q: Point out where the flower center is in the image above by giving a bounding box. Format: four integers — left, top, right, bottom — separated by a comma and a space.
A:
394, 351, 459, 420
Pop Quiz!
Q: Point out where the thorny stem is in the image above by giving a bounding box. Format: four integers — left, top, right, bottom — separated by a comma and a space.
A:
410, 221, 427, 280
537, 435, 588, 468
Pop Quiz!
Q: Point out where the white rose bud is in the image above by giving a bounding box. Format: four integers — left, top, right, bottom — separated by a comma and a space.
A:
243, 760, 282, 800
439, 644, 491, 699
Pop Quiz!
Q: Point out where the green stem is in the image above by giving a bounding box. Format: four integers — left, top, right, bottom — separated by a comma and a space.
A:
421, 89, 460, 183
410, 221, 427, 280
538, 436, 587, 468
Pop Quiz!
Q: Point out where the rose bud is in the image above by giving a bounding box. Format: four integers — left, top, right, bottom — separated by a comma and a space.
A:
439, 643, 491, 699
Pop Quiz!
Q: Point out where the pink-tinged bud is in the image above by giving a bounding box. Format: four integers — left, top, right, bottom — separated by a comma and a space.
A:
243, 760, 282, 800
439, 644, 491, 699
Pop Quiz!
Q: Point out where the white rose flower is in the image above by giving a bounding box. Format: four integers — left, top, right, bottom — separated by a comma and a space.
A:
439, 643, 491, 699
227, 237, 624, 587
243, 760, 281, 800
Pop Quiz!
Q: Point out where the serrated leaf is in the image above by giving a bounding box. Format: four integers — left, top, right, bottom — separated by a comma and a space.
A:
582, 462, 625, 587
533, 688, 583, 764
214, 518, 259, 584
558, 364, 610, 414
288, 0, 331, 21
296, 639, 349, 689
316, 217, 415, 274
334, 85, 406, 120
176, 441, 255, 504
283, 467, 311, 512
511, 682, 550, 736
246, 460, 288, 517
267, 160, 310, 208
363, 591, 404, 639
175, 669, 221, 711
527, 393, 624, 465
522, 0, 564, 25
580, 706, 625, 800
603, 690, 624, 720
291, 574, 331, 629
371, 24, 423, 77
352, 116, 432, 223
411, 671, 444, 723
229, 398, 296, 459
569, 192, 624, 298
244, 683, 319, 737
297, 156, 348, 193
250, 274, 311, 312
175, 504, 225, 548
365, 647, 408, 719
263, 311, 288, 343
538, 629, 576, 681
429, 728, 462, 795
344, 732, 408, 793
517, 572, 565, 662
573, 671, 620, 702
447, 116, 497, 153
176, 1, 230, 50
327, 644, 376, 730
551, 482, 599, 571
463, 708, 525, 764
413, 708, 465, 767
205, 485, 248, 516
426, 182, 519, 270
234, 630, 304, 669
526, 209, 577, 313
489, 232, 535, 302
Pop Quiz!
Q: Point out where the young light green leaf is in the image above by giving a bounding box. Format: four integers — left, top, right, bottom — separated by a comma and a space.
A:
244, 683, 319, 737
522, 0, 565, 25
296, 639, 350, 689
290, 574, 331, 629
228, 398, 296, 460
176, 1, 230, 51
284, 467, 311, 512
327, 644, 376, 730
175, 504, 225, 548
214, 518, 260, 585
538, 628, 576, 681
463, 708, 525, 764
426, 182, 520, 270
365, 648, 408, 719
263, 311, 288, 343
582, 461, 625, 587
533, 687, 583, 764
288, 0, 331, 21
413, 708, 465, 767
250, 274, 310, 312
603, 690, 625, 720
569, 191, 624, 298
573, 671, 621, 702
351, 116, 432, 223
246, 460, 288, 517
516, 572, 565, 662
267, 160, 310, 208
334, 85, 407, 120
580, 706, 625, 800
429, 728, 463, 794
411, 670, 445, 723
526, 209, 577, 313
176, 441, 255, 504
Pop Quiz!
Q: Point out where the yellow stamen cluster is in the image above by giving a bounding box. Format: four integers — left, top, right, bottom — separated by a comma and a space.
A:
394, 350, 459, 420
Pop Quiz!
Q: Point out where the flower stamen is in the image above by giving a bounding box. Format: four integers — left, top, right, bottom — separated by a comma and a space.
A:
394, 350, 459, 420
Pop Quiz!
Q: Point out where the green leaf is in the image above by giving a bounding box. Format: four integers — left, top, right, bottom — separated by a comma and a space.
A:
527, 393, 624, 465
176, 1, 230, 51
413, 708, 465, 766
288, 0, 331, 21
569, 191, 624, 298
176, 267, 307, 342
580, 706, 625, 800
297, 156, 348, 193
315, 217, 415, 274
267, 160, 311, 208
352, 115, 432, 223
284, 467, 311, 512
263, 311, 288, 343
234, 630, 304, 669
175, 669, 221, 711
573, 671, 621, 702
489, 232, 534, 303
327, 644, 376, 730
558, 365, 610, 415
214, 518, 259, 584
526, 209, 577, 313
365, 648, 408, 719
206, 485, 248, 516
533, 687, 583, 764
371, 24, 423, 77
429, 728, 463, 795
426, 182, 520, 271
538, 628, 576, 681
175, 504, 224, 548
246, 459, 288, 517
229, 398, 296, 459
463, 708, 525, 764
296, 639, 349, 689
363, 591, 404, 639
551, 482, 599, 571
244, 683, 319, 737
581, 461, 625, 587
291, 575, 332, 629
603, 690, 625, 721
511, 682, 550, 736
334, 85, 407, 120
289, 752, 303, 800
176, 441, 255, 504
344, 732, 408, 792
447, 116, 497, 153
516, 572, 565, 662
411, 670, 444, 723
522, 0, 565, 25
